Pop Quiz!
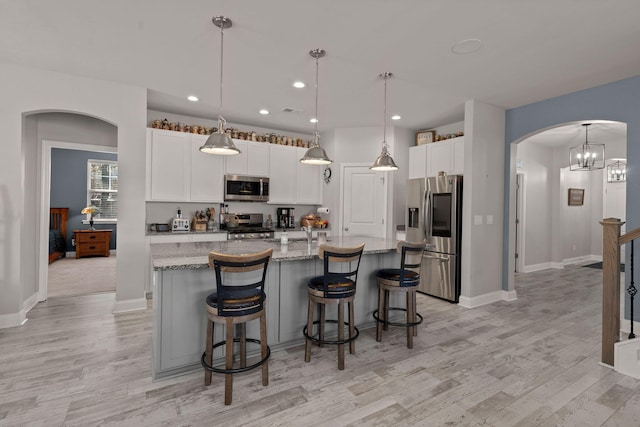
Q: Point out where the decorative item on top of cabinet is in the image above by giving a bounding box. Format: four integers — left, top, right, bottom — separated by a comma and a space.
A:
416, 130, 436, 146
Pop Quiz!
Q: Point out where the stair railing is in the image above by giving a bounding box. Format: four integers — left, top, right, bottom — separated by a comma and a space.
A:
600, 218, 640, 366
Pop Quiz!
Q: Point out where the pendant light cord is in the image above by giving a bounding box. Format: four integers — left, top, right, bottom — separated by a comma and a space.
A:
219, 23, 224, 115
383, 74, 388, 148
314, 54, 319, 140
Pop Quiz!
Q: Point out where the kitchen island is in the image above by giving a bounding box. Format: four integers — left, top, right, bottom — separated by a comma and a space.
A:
150, 236, 400, 379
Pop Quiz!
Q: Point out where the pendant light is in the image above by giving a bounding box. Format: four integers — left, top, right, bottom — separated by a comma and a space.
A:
569, 123, 604, 171
300, 49, 332, 165
370, 72, 398, 171
199, 16, 240, 156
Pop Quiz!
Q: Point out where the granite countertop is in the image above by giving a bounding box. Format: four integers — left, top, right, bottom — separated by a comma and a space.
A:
150, 235, 399, 271
146, 230, 227, 237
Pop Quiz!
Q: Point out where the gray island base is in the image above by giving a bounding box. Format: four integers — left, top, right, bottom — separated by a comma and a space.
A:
150, 236, 401, 380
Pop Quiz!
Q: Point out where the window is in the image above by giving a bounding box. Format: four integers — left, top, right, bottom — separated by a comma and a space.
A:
87, 159, 118, 221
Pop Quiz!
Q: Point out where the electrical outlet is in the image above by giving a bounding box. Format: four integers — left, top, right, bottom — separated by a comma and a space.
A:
72, 238, 75, 247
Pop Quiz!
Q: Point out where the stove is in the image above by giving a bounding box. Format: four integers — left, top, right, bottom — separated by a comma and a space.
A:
222, 213, 275, 240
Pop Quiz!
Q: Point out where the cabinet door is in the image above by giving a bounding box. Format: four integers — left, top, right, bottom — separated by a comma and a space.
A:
149, 130, 190, 201
295, 147, 322, 204
190, 135, 225, 202
223, 139, 248, 175
247, 142, 270, 176
427, 141, 453, 177
408, 145, 428, 179
452, 137, 464, 175
268, 145, 296, 204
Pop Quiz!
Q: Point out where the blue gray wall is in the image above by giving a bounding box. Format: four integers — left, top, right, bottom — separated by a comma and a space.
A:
50, 148, 118, 250
504, 74, 640, 318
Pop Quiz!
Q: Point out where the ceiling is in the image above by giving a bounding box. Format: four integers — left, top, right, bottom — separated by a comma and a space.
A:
2, 1, 640, 135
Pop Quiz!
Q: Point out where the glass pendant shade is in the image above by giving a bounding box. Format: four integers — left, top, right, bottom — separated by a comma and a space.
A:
199, 16, 240, 156
300, 49, 332, 165
370, 72, 398, 171
569, 123, 604, 171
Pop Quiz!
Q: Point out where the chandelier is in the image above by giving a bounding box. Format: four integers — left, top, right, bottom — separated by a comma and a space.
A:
569, 123, 604, 171
607, 159, 627, 182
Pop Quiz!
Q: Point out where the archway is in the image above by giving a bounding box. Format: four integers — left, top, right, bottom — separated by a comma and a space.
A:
507, 120, 627, 291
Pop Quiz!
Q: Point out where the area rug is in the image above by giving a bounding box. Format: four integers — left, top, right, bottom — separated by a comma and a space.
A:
583, 261, 625, 272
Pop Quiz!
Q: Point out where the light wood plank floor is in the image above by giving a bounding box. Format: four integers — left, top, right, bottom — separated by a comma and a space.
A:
1, 264, 639, 426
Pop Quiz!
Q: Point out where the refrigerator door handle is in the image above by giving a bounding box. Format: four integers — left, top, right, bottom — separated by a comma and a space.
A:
423, 252, 449, 262
423, 189, 432, 241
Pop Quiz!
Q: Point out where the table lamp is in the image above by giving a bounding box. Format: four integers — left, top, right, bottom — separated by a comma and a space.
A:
81, 205, 100, 230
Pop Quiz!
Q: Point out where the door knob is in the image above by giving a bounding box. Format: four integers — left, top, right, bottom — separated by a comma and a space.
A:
344, 227, 349, 231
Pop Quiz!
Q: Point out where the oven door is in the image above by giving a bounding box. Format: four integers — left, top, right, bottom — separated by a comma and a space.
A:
224, 175, 269, 202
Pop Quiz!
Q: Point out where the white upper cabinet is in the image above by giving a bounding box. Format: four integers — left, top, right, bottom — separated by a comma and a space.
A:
408, 137, 464, 179
268, 145, 296, 204
146, 129, 225, 202
224, 139, 270, 177
294, 146, 322, 205
148, 129, 190, 201
190, 135, 225, 202
408, 144, 428, 179
268, 145, 322, 205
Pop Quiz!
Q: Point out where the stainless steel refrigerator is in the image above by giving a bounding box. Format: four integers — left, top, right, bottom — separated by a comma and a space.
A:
406, 175, 462, 303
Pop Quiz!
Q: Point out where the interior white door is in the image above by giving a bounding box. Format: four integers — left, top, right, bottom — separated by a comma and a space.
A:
342, 165, 386, 238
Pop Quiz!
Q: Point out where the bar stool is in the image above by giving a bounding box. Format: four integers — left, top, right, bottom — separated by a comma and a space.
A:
201, 248, 272, 405
303, 243, 365, 370
373, 241, 425, 348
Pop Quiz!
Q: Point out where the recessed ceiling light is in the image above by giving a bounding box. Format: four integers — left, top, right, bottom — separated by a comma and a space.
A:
293, 81, 305, 89
187, 95, 199, 102
259, 109, 269, 115
310, 118, 318, 123
451, 38, 483, 55
391, 115, 401, 120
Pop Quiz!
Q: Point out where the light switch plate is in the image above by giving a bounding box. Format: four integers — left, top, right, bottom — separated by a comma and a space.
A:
474, 215, 483, 225
486, 215, 494, 225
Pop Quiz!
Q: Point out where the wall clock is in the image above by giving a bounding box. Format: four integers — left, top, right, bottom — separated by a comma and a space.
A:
323, 167, 332, 184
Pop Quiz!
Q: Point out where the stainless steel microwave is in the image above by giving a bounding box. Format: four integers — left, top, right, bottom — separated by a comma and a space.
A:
224, 175, 269, 202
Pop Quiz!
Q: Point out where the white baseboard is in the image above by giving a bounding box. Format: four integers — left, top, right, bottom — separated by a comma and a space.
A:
113, 298, 147, 313
523, 255, 602, 273
23, 292, 39, 314
459, 289, 518, 308
0, 292, 40, 329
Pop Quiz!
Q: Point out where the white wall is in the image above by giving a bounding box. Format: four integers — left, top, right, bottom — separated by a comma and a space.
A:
516, 143, 554, 267
461, 101, 505, 301
0, 62, 147, 327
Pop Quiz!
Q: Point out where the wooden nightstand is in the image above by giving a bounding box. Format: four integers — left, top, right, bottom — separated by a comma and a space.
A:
74, 229, 112, 259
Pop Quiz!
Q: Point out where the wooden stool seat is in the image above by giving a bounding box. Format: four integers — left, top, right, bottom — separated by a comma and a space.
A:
373, 241, 425, 349
201, 248, 272, 405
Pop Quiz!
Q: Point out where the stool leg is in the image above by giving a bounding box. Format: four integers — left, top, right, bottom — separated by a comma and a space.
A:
376, 286, 384, 342
338, 301, 345, 370
319, 303, 325, 348
383, 290, 390, 331
260, 310, 269, 386
204, 319, 213, 386
239, 323, 247, 368
406, 291, 414, 349
305, 297, 314, 362
348, 300, 355, 355
412, 289, 418, 337
224, 318, 234, 405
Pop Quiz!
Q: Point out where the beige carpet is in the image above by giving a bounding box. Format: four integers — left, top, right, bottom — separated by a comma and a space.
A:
48, 255, 116, 298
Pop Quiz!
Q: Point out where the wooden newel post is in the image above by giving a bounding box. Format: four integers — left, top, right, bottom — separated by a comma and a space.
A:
600, 217, 623, 366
